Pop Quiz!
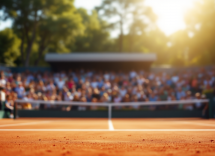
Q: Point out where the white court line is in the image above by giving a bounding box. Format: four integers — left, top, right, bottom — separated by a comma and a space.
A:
0, 121, 51, 127
108, 119, 114, 131
0, 129, 215, 131
182, 122, 215, 127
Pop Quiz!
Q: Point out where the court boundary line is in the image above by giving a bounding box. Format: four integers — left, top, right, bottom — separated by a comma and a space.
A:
181, 122, 215, 127
0, 121, 51, 127
108, 119, 114, 131
1, 129, 215, 131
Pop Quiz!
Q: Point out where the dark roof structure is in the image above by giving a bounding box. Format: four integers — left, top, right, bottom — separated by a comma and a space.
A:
45, 53, 157, 71
45, 53, 156, 62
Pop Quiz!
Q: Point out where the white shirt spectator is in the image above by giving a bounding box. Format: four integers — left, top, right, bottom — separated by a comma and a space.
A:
104, 81, 111, 89
149, 74, 154, 80
91, 81, 98, 88
114, 96, 121, 103
57, 79, 65, 90
130, 71, 137, 78
172, 76, 179, 83
46, 83, 56, 91
137, 77, 144, 85
64, 92, 74, 101
104, 73, 110, 80
136, 91, 142, 99
0, 78, 6, 87
0, 91, 6, 102
119, 88, 127, 97
27, 74, 34, 83
54, 74, 59, 83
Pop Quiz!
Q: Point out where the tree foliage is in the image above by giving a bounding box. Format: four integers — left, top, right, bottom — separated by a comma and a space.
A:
184, 0, 215, 65
97, 0, 157, 52
1, 0, 215, 67
0, 0, 82, 67
71, 8, 114, 52
0, 28, 20, 66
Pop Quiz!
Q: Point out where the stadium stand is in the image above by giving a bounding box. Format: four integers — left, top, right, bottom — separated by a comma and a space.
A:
0, 67, 215, 119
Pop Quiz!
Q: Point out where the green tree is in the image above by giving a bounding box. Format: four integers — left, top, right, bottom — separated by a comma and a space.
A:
184, 0, 215, 65
97, 0, 155, 52
0, 0, 82, 67
0, 28, 21, 66
166, 30, 190, 66
34, 10, 83, 66
71, 8, 114, 52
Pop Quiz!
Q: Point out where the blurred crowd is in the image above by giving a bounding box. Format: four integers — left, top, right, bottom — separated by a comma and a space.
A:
0, 68, 214, 115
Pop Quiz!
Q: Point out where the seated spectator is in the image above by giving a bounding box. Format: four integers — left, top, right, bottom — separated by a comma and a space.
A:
0, 92, 2, 110
15, 82, 25, 99
92, 88, 100, 100
113, 94, 121, 103
46, 81, 56, 92
122, 94, 130, 102
119, 86, 127, 98
71, 94, 79, 110
149, 93, 157, 101
4, 95, 14, 118
184, 91, 194, 110
104, 79, 111, 89
139, 93, 147, 102
91, 98, 98, 110
5, 82, 12, 95
36, 80, 46, 93
0, 72, 6, 87
101, 93, 109, 103
64, 92, 73, 101
78, 97, 87, 111
0, 86, 6, 110
176, 87, 186, 100
132, 95, 139, 110
91, 78, 98, 88
67, 78, 74, 91
194, 93, 203, 110
56, 77, 65, 90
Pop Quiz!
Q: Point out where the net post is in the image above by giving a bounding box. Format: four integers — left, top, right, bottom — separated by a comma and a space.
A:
108, 104, 112, 120
209, 96, 215, 119
13, 101, 17, 120
206, 93, 214, 119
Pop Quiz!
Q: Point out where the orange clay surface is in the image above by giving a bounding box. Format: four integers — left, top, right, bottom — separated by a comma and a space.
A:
0, 118, 215, 156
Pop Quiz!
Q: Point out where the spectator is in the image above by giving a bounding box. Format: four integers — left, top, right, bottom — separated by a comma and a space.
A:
46, 81, 56, 92
101, 93, 109, 103
176, 87, 186, 100
0, 92, 2, 110
56, 77, 65, 90
4, 95, 14, 118
0, 72, 6, 87
78, 97, 87, 111
15, 83, 25, 99
67, 78, 74, 91
149, 93, 157, 101
195, 93, 203, 110
0, 86, 6, 108
119, 86, 127, 97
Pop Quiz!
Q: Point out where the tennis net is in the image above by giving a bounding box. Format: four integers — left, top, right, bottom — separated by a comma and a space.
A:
14, 99, 211, 119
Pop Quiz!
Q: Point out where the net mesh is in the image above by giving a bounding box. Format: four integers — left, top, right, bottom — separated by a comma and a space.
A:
14, 99, 210, 119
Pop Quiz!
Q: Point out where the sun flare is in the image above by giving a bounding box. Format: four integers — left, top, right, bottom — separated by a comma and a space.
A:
145, 0, 196, 36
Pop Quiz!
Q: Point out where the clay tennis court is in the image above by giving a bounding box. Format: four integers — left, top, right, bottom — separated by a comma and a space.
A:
0, 118, 215, 156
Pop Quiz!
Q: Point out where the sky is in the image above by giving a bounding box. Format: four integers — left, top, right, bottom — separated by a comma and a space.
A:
0, 0, 196, 37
